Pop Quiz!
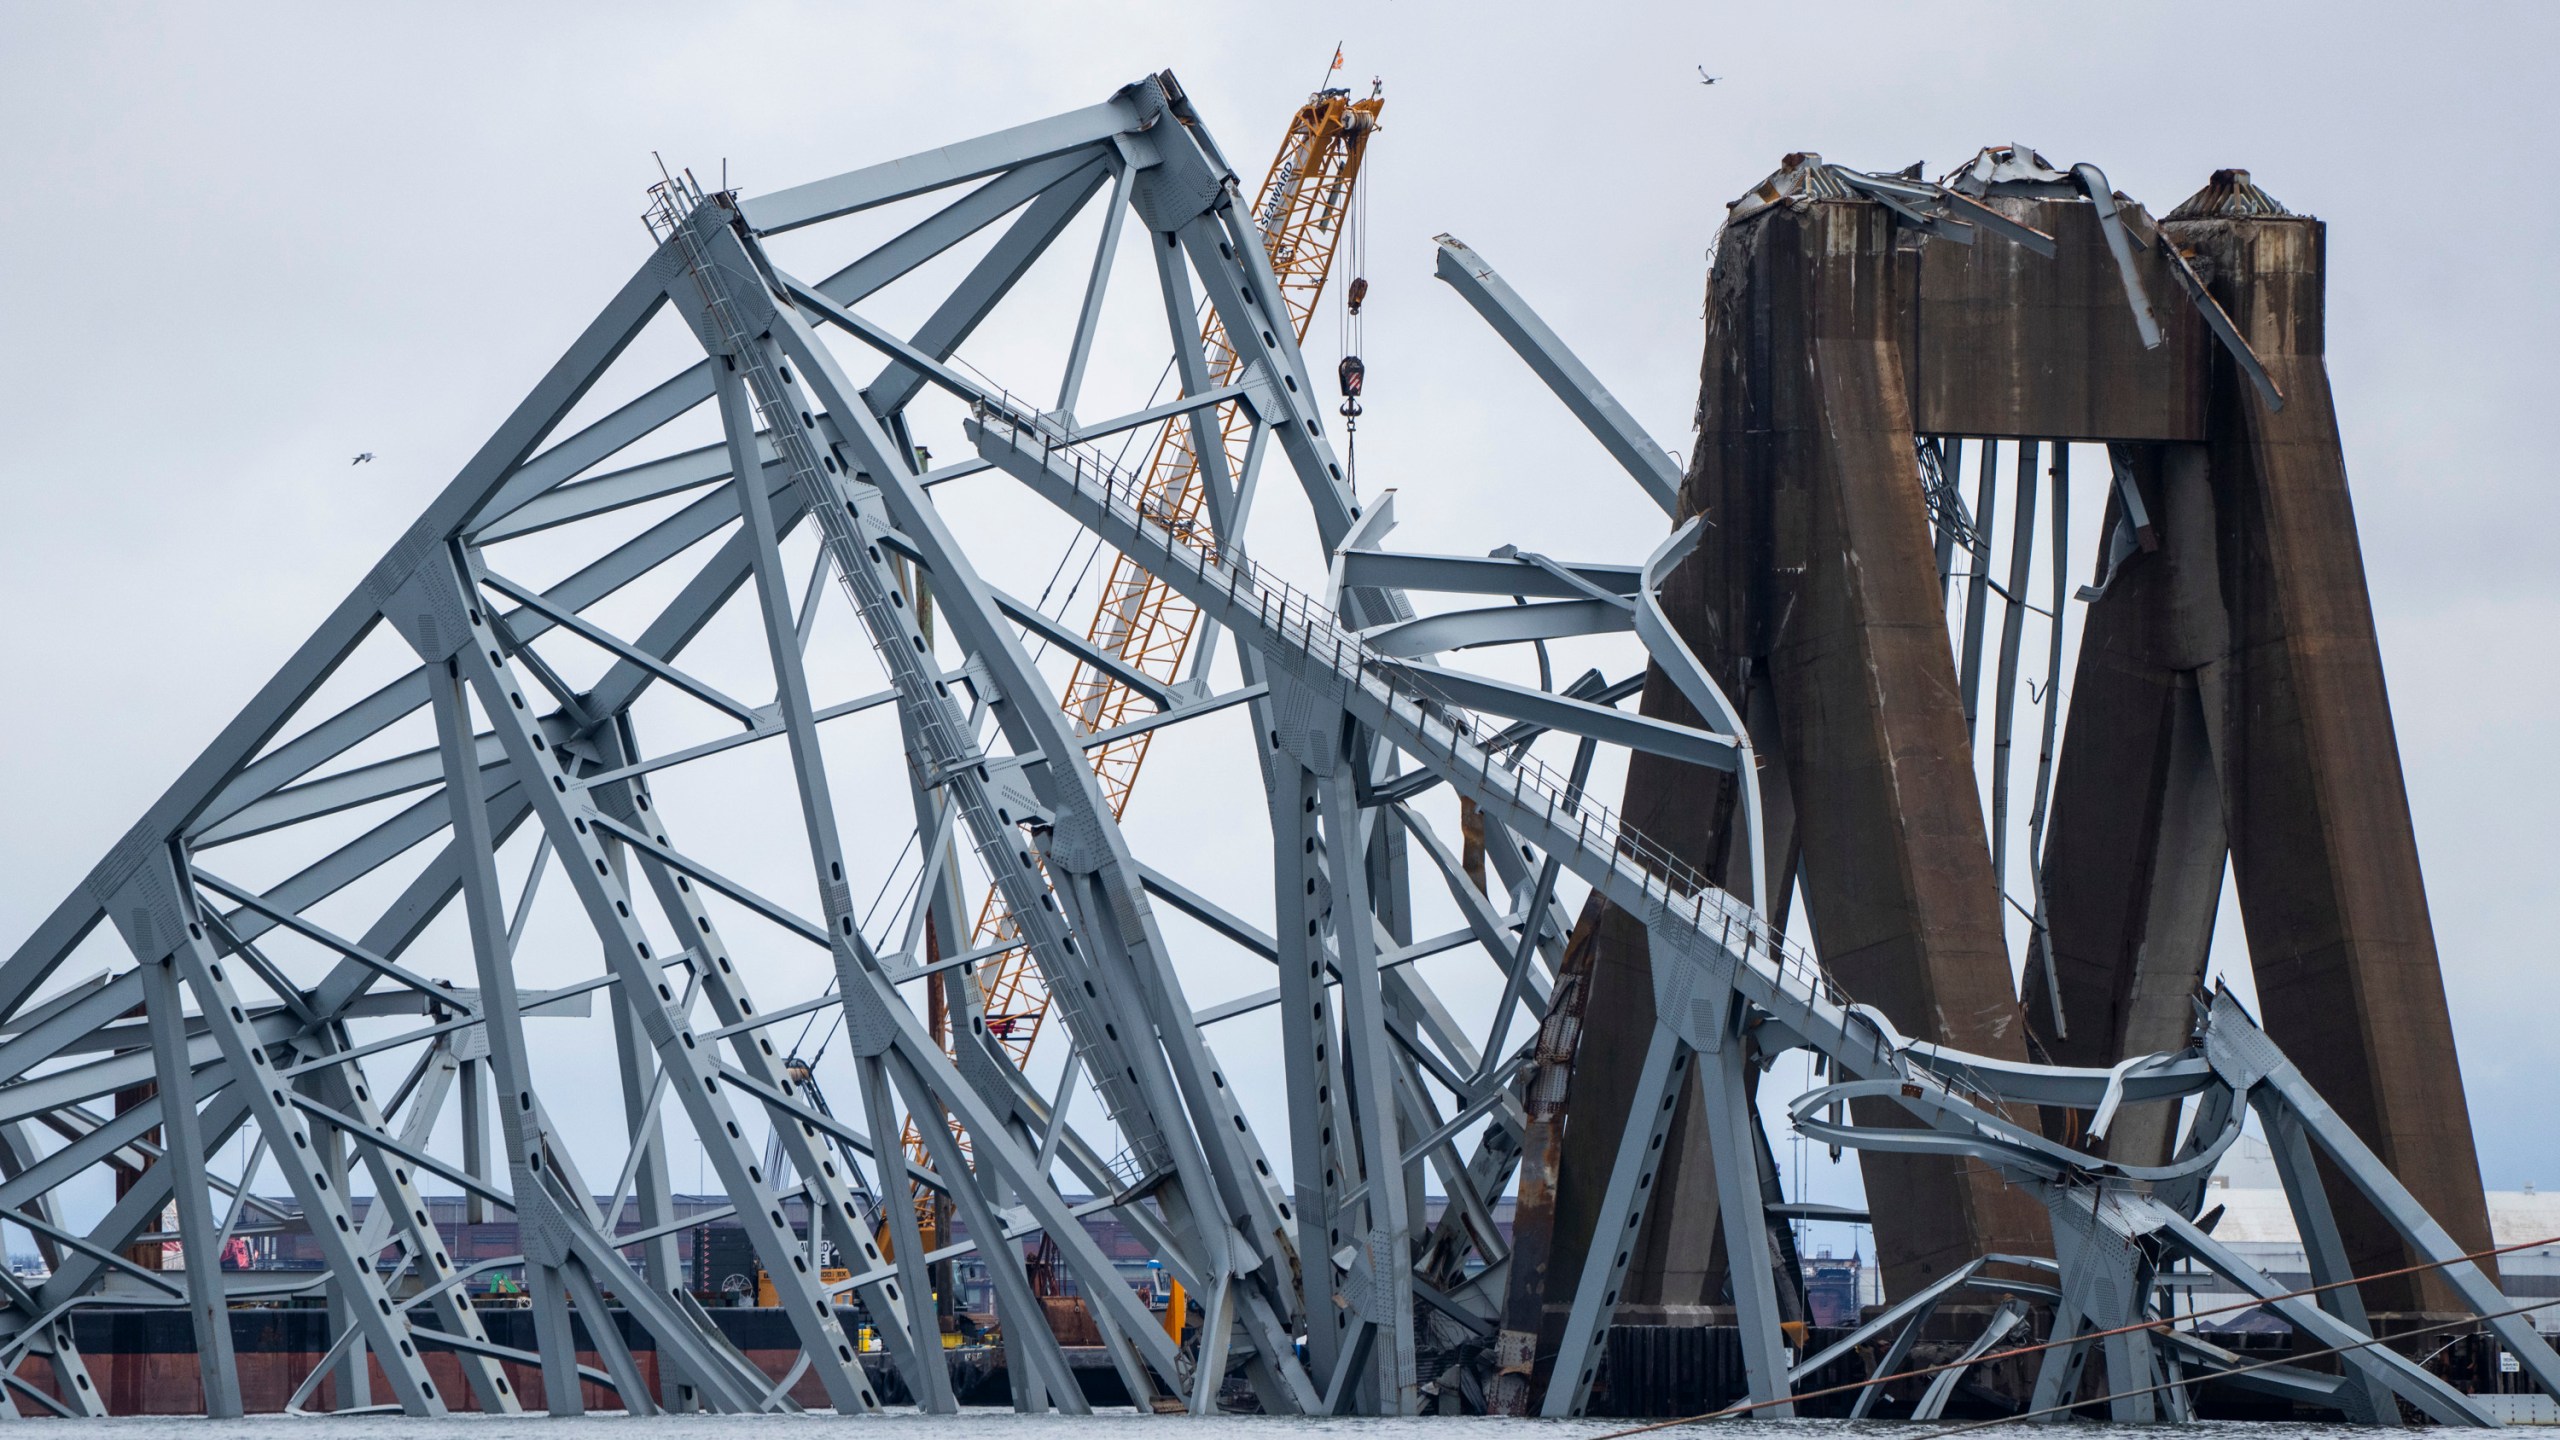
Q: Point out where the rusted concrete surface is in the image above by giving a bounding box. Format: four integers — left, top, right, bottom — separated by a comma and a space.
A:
2170, 203, 2494, 1312
2020, 441, 2230, 1171
1911, 197, 2210, 441
1547, 194, 2059, 1311
1521, 159, 2497, 1354
2029, 195, 2495, 1313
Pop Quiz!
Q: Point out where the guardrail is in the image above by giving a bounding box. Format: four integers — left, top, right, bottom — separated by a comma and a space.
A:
971, 408, 1872, 1041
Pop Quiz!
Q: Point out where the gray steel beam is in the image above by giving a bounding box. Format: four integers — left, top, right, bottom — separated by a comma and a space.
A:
0, 972, 144, 1087
1540, 1023, 1689, 1415
1363, 599, 1632, 659
1389, 663, 1739, 773
1958, 439, 1999, 741
1056, 155, 1132, 421
2217, 992, 2560, 1396
470, 362, 719, 536
679, 343, 955, 1408
860, 157, 1112, 416
720, 218, 1306, 1366
1270, 761, 1352, 1384
817, 148, 1109, 302
480, 569, 763, 727
425, 652, 602, 1415
306, 1039, 522, 1414
1322, 757, 1421, 1413
196, 739, 505, 848
474, 437, 743, 543
742, 102, 1134, 234
134, 943, 242, 1418
3, 251, 668, 1018
424, 550, 886, 1414
1143, 193, 1248, 548
1337, 549, 1644, 602
1987, 440, 2039, 894
168, 894, 449, 1412
1432, 236, 1682, 515
2158, 1205, 2493, 1427
990, 585, 1180, 710
2261, 1099, 2397, 1424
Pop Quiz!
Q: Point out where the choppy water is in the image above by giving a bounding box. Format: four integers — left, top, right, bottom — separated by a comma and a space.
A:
60, 1418, 2387, 1438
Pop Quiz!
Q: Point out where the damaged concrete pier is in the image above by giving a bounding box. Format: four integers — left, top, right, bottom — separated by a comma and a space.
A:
1503, 148, 2511, 1418
0, 65, 2539, 1421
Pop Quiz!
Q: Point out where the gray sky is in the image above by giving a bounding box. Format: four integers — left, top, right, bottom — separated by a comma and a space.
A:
3, 0, 2554, 1235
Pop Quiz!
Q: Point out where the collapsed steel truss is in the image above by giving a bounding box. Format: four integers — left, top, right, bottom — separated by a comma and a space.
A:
1, 73, 2546, 1419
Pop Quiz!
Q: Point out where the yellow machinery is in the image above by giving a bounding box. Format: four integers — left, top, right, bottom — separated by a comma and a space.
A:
901, 78, 1384, 1212
755, 1266, 854, 1311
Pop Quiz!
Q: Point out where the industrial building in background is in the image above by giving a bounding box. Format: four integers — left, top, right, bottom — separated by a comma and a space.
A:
0, 67, 2547, 1422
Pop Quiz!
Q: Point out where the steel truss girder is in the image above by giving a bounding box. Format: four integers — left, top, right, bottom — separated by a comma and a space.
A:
973, 368, 2550, 1420
410, 550, 885, 1415
7, 72, 2525, 1430
662, 195, 1291, 1410
1784, 986, 2560, 1426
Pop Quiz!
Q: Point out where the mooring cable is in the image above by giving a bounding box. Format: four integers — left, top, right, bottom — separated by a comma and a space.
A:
1919, 1296, 2559, 1437
1588, 1229, 2560, 1438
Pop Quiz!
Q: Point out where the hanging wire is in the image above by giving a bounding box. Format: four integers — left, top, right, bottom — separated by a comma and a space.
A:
978, 349, 1181, 662
1591, 1227, 2560, 1438
1922, 1299, 2557, 1438
1030, 530, 1108, 664
786, 827, 921, 1059
1334, 118, 1371, 494
1792, 1047, 1814, 1256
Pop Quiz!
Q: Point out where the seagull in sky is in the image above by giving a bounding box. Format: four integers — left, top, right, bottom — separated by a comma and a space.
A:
1697, 66, 1720, 86
351, 452, 374, 465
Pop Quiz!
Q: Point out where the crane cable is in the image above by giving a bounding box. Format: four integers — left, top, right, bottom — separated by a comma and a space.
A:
1590, 1227, 2560, 1438
1921, 1297, 2557, 1438
1336, 118, 1370, 492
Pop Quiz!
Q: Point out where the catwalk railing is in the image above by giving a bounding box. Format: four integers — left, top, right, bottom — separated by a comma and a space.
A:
969, 409, 1908, 1092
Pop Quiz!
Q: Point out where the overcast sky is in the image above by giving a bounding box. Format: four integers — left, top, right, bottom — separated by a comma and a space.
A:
3, 0, 2554, 1241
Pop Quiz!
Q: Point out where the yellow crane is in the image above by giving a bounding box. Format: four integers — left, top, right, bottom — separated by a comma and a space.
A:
901, 77, 1384, 1222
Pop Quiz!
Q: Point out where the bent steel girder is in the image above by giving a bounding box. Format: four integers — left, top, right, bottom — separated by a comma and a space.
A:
0, 93, 1175, 1414
980, 380, 2549, 1423
4, 75, 2524, 1428
0, 69, 1566, 1417
1788, 986, 2560, 1426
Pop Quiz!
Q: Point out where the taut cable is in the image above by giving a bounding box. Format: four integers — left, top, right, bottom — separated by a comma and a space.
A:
1590, 1230, 2560, 1438
1921, 1296, 2559, 1437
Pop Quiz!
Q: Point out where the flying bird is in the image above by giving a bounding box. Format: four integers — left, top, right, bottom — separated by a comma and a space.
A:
351, 452, 374, 465
1697, 66, 1720, 86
